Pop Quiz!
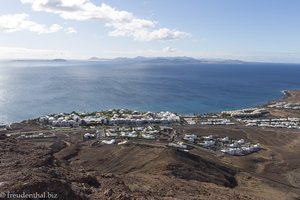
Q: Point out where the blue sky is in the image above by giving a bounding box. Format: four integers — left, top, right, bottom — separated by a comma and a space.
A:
1, 0, 300, 62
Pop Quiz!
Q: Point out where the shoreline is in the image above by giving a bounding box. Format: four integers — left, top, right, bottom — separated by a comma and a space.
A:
1, 89, 299, 125
281, 90, 288, 97
1, 90, 299, 132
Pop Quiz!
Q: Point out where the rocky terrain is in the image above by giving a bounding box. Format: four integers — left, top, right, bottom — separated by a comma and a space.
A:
0, 134, 100, 200
0, 133, 257, 200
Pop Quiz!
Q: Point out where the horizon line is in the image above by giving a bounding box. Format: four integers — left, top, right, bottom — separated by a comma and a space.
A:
1, 56, 300, 65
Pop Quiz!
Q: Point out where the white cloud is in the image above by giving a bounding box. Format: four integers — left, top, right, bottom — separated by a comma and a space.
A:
21, 0, 190, 41
163, 46, 177, 53
0, 13, 76, 34
0, 13, 61, 34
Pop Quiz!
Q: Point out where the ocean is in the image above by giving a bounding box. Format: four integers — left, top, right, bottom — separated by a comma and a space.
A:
1, 60, 300, 123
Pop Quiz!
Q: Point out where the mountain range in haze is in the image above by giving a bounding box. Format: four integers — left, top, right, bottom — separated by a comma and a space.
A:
88, 56, 246, 64
6, 56, 246, 64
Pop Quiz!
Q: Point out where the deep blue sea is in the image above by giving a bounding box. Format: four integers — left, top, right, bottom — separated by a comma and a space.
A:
1, 60, 300, 123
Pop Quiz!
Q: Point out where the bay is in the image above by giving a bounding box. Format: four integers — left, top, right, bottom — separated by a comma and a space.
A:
1, 60, 300, 123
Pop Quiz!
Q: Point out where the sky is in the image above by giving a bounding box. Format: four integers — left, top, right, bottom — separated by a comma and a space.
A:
1, 0, 300, 62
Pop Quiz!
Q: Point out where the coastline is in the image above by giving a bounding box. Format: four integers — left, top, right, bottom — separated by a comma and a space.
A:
1, 90, 300, 200
281, 90, 288, 97
2, 89, 300, 125
281, 89, 300, 103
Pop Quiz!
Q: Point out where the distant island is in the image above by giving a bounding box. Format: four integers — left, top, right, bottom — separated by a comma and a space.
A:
88, 57, 104, 61
51, 59, 67, 62
11, 58, 67, 62
87, 56, 246, 64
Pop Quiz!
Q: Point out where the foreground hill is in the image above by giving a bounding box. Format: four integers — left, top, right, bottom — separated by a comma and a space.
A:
0, 135, 100, 200
0, 134, 257, 199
